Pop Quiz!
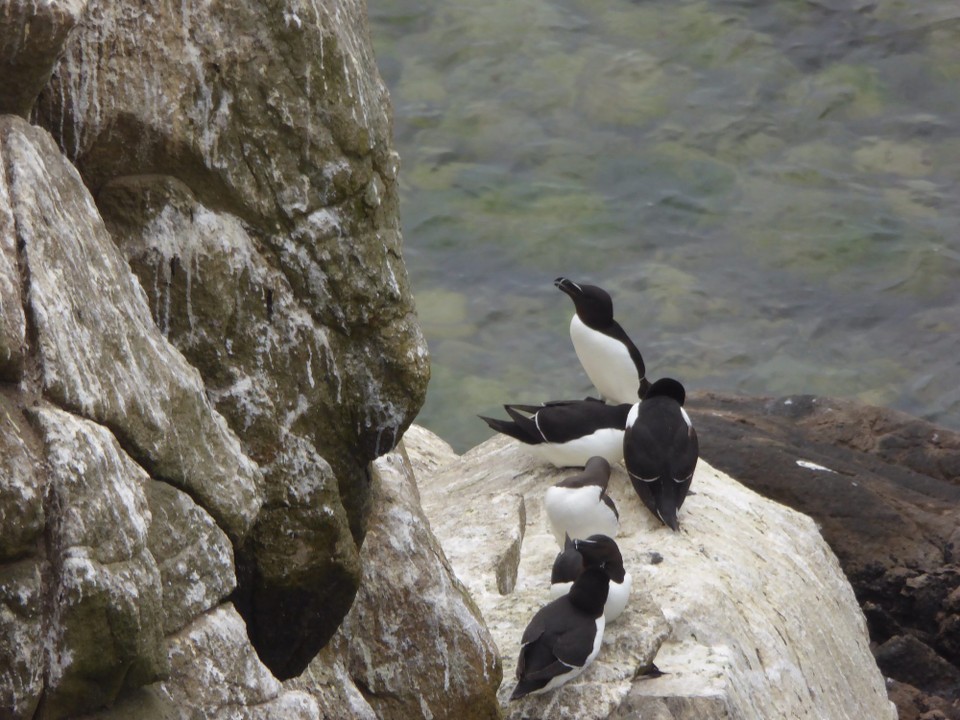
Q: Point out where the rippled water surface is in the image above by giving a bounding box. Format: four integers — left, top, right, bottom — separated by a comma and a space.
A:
370, 0, 960, 451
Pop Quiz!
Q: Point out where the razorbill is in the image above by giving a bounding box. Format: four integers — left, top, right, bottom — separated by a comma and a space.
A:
623, 377, 698, 531
479, 399, 631, 467
511, 551, 610, 699
549, 534, 632, 624
544, 456, 619, 546
555, 277, 651, 404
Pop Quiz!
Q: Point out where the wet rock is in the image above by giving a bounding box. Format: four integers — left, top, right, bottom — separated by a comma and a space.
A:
293, 443, 502, 720
0, 0, 87, 117
2, 116, 263, 542
410, 426, 896, 719
690, 391, 960, 718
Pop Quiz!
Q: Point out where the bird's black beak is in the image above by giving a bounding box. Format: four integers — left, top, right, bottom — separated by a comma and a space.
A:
554, 277, 581, 297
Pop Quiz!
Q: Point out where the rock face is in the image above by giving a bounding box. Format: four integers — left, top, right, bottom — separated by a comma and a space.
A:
25, 0, 429, 680
406, 426, 897, 720
1, 0, 439, 716
690, 391, 960, 719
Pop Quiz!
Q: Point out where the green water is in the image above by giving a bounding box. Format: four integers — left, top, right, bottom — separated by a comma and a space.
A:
371, 0, 960, 452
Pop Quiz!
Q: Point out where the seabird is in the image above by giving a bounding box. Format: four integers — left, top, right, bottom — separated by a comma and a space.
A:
544, 456, 619, 546
511, 542, 611, 700
549, 534, 632, 624
623, 377, 698, 531
555, 277, 651, 404
479, 399, 631, 467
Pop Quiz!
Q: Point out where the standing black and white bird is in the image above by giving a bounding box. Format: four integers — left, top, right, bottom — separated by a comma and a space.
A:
544, 456, 619, 546
479, 399, 631, 467
623, 378, 698, 531
550, 534, 632, 624
511, 542, 611, 700
555, 277, 651, 404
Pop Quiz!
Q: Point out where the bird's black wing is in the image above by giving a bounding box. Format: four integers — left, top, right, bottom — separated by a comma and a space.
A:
536, 402, 626, 443
607, 321, 649, 397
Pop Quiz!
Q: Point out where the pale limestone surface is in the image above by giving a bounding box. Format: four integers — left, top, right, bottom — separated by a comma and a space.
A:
406, 425, 898, 720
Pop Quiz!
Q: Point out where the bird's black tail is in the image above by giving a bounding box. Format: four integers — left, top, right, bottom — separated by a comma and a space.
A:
478, 414, 536, 444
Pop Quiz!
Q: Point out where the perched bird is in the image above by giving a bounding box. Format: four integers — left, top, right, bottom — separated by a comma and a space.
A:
555, 277, 651, 404
511, 542, 611, 700
479, 399, 631, 467
544, 456, 619, 546
623, 378, 698, 531
550, 534, 632, 624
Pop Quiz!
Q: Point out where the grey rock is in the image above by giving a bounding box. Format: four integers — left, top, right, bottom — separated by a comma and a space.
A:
410, 426, 897, 720
0, 392, 43, 561
1, 116, 262, 542
80, 605, 321, 720
145, 480, 236, 637
33, 406, 167, 720
0, 0, 87, 117
0, 124, 26, 381
0, 560, 43, 720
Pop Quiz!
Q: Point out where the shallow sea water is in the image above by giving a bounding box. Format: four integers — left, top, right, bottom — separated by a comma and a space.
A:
370, 0, 960, 452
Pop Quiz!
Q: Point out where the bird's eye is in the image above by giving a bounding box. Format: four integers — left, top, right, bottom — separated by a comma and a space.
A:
600, 561, 607, 569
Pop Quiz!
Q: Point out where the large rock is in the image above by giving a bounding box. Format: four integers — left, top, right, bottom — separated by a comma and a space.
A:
33, 0, 430, 675
292, 442, 503, 720
407, 426, 897, 720
0, 0, 87, 117
689, 391, 960, 718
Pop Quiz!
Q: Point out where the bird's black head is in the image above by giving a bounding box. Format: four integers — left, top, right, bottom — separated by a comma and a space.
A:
554, 277, 614, 328
645, 377, 686, 406
567, 565, 610, 615
574, 534, 626, 583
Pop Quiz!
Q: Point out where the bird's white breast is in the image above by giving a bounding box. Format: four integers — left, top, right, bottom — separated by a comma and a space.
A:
570, 315, 639, 403
527, 428, 624, 467
544, 485, 619, 547
604, 573, 632, 623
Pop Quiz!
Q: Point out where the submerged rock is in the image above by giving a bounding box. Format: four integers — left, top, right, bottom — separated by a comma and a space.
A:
407, 425, 897, 720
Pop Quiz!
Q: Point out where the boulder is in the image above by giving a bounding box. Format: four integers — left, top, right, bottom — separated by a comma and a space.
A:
407, 426, 897, 720
291, 442, 503, 720
690, 391, 960, 717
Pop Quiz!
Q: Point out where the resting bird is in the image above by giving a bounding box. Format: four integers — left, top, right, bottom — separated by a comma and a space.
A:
511, 541, 611, 700
544, 456, 619, 546
555, 277, 651, 404
549, 534, 632, 624
623, 377, 698, 531
479, 399, 631, 467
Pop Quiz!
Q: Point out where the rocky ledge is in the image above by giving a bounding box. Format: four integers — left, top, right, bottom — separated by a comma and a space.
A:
690, 391, 960, 720
405, 425, 897, 720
